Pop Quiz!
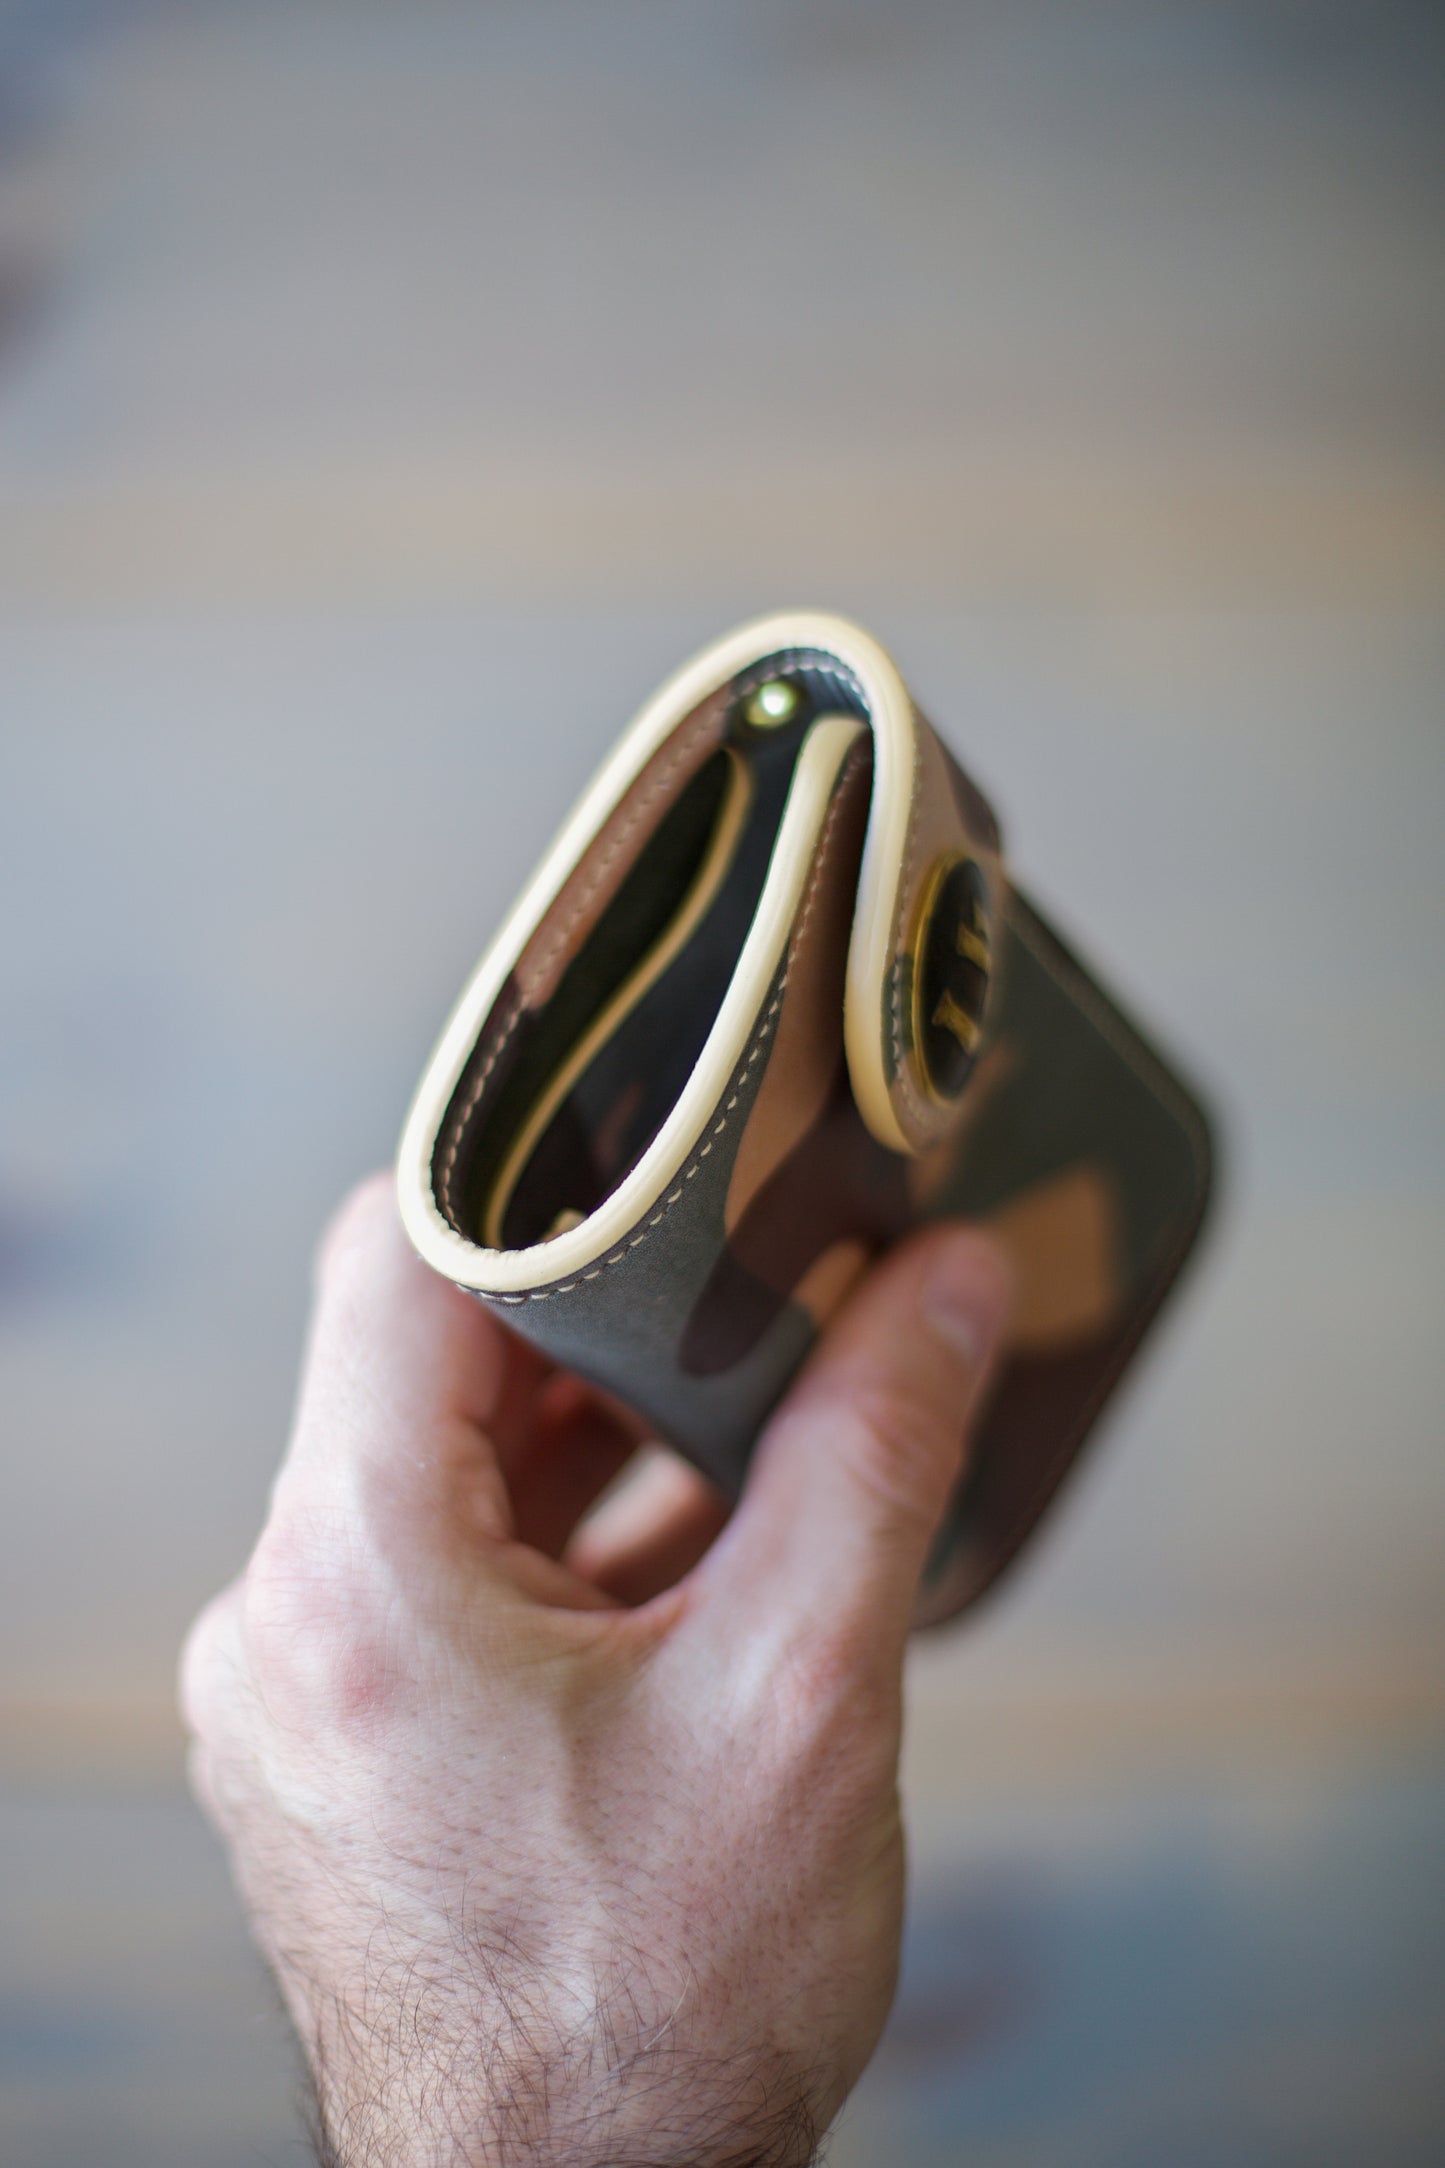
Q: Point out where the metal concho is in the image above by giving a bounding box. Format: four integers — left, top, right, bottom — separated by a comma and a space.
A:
910, 850, 993, 1103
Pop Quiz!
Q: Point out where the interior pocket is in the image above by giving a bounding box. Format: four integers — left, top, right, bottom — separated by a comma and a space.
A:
437, 658, 870, 1252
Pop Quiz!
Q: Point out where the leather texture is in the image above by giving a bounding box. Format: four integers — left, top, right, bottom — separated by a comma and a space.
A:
398, 612, 1214, 1622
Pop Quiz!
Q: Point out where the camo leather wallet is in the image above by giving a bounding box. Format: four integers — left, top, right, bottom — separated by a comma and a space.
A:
397, 612, 1213, 1622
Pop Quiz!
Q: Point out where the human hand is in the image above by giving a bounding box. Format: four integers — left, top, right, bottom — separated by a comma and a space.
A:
181, 1175, 1010, 2167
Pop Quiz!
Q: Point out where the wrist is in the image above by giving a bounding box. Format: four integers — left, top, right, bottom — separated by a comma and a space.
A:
302, 2022, 822, 2168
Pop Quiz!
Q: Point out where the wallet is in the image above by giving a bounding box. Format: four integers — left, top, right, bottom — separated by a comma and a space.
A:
397, 611, 1214, 1623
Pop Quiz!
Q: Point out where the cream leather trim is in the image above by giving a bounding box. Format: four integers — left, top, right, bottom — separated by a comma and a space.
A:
398, 710, 867, 1293
397, 608, 934, 1292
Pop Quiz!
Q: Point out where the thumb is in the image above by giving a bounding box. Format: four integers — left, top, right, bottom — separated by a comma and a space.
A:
695, 1224, 1012, 1660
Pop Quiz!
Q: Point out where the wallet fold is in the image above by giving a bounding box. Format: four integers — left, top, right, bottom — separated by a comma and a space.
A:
398, 611, 1213, 1623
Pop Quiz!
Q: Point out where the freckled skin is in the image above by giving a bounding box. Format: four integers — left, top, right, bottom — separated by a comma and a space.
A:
181, 1174, 1010, 2168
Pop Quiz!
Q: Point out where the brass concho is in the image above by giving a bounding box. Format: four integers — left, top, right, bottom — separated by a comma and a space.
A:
910, 850, 993, 1103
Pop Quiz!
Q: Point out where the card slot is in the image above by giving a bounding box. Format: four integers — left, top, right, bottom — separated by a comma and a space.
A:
468, 709, 833, 1254
482, 748, 756, 1247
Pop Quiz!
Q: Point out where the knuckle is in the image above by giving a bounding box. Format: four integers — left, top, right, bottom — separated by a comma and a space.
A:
768, 1619, 899, 1766
240, 1517, 401, 1732
833, 1378, 955, 1532
242, 1519, 339, 1654
763, 1647, 900, 1827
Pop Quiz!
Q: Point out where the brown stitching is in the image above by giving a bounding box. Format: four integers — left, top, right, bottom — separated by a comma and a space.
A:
494, 751, 865, 1305
433, 700, 723, 1224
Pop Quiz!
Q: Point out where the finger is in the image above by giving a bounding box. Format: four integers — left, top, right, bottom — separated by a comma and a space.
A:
505, 1373, 643, 1559
566, 1448, 731, 1604
690, 1223, 1012, 1665
279, 1173, 548, 1541
485, 1326, 558, 1469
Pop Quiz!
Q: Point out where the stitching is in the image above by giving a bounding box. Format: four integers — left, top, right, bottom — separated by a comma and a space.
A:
734, 649, 866, 718
435, 999, 523, 1224
886, 731, 925, 1129
433, 699, 723, 1225
886, 725, 1008, 1148
495, 752, 864, 1305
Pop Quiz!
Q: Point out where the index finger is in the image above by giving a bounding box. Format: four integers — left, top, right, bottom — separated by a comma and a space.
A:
276, 1173, 545, 1545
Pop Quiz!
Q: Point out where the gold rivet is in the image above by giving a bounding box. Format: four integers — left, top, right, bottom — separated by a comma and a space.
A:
743, 678, 802, 730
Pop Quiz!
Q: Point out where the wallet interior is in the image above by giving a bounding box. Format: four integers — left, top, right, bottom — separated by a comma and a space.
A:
449, 672, 860, 1254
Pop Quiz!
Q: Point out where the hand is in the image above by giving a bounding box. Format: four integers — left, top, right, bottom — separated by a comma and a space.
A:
181, 1175, 1011, 2168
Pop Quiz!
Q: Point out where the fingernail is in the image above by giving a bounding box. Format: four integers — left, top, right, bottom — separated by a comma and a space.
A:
921, 1232, 1013, 1368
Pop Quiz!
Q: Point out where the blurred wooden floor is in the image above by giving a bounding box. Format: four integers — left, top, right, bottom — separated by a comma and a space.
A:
1, 4, 1442, 2162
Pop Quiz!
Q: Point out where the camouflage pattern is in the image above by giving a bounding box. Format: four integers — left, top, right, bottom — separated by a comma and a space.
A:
409, 637, 1214, 1624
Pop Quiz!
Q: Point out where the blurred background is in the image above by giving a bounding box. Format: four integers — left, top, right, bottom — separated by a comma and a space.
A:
2, 3, 1442, 2163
